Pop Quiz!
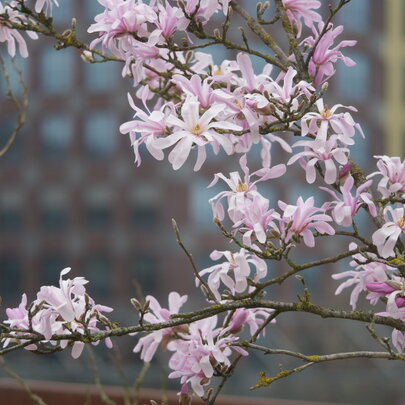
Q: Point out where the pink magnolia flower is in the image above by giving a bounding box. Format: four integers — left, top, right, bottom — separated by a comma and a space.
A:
267, 66, 314, 106
88, 0, 156, 56
277, 196, 335, 248
372, 206, 405, 258
167, 316, 247, 397
154, 97, 241, 171
34, 0, 59, 14
208, 153, 286, 222
172, 74, 216, 109
303, 22, 356, 86
0, 2, 38, 58
332, 243, 394, 309
320, 175, 376, 226
301, 99, 364, 144
2, 268, 113, 359
155, 2, 189, 38
282, 0, 322, 37
367, 156, 405, 198
233, 194, 280, 246
199, 249, 268, 301
133, 292, 188, 362
227, 308, 274, 336
366, 279, 405, 308
119, 95, 175, 165
288, 135, 349, 184
183, 0, 222, 22
377, 290, 405, 352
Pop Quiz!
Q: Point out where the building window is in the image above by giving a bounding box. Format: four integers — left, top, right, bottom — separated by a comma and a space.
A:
131, 206, 158, 228
40, 188, 68, 230
85, 187, 113, 229
40, 255, 68, 286
86, 254, 112, 298
52, 1, 73, 26
40, 48, 73, 94
84, 61, 118, 92
40, 114, 73, 158
0, 190, 23, 231
84, 111, 117, 157
337, 0, 369, 32
336, 52, 370, 102
0, 256, 21, 304
130, 254, 158, 293
190, 178, 221, 230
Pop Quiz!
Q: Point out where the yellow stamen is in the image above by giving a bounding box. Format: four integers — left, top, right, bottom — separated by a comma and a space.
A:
235, 179, 248, 192
191, 124, 203, 136
396, 215, 405, 228
321, 107, 332, 119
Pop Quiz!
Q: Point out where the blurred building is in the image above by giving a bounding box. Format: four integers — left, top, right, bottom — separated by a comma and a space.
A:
0, 1, 403, 404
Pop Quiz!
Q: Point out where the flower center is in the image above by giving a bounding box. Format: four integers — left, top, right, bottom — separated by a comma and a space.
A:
235, 180, 248, 192
321, 107, 332, 119
396, 215, 405, 229
213, 67, 224, 75
229, 253, 236, 265
191, 123, 203, 136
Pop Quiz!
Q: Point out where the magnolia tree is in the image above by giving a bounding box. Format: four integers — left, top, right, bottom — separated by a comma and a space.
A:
0, 0, 405, 403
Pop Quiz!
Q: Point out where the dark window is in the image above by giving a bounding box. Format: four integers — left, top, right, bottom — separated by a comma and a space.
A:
0, 208, 22, 231
86, 255, 112, 298
130, 255, 158, 293
40, 255, 68, 286
0, 190, 23, 231
84, 61, 118, 92
0, 256, 21, 304
336, 52, 370, 102
40, 48, 73, 94
40, 114, 72, 158
86, 206, 112, 228
84, 112, 116, 158
41, 207, 68, 230
131, 206, 158, 228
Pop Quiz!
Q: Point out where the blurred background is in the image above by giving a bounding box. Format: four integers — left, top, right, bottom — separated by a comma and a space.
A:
0, 1, 404, 404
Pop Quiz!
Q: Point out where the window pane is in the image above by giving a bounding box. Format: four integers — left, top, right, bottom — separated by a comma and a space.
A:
131, 254, 158, 292
40, 188, 68, 230
336, 52, 370, 101
40, 255, 68, 285
86, 254, 112, 298
40, 114, 72, 158
0, 256, 21, 304
51, 1, 73, 26
337, 0, 369, 32
84, 112, 117, 157
40, 48, 73, 94
0, 190, 23, 232
189, 179, 220, 230
85, 187, 113, 228
84, 62, 118, 92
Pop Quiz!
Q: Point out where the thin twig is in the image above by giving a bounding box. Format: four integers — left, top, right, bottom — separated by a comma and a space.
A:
0, 357, 48, 405
0, 53, 28, 157
87, 346, 117, 405
172, 219, 220, 304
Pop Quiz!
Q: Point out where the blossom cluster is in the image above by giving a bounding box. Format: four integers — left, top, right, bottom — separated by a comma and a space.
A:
0, 0, 404, 399
133, 293, 271, 395
332, 244, 405, 352
2, 268, 113, 358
